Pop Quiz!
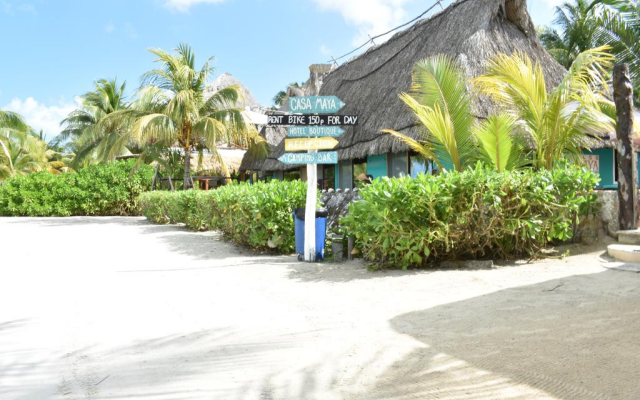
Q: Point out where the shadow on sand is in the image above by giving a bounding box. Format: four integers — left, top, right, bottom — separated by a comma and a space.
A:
346, 269, 640, 400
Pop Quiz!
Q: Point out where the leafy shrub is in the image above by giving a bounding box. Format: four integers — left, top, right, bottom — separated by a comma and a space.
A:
341, 163, 599, 269
138, 180, 307, 253
0, 160, 154, 216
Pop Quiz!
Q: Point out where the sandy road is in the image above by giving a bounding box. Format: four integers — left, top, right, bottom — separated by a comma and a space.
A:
0, 216, 639, 400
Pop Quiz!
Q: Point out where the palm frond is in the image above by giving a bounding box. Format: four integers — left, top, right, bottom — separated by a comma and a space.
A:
473, 114, 522, 172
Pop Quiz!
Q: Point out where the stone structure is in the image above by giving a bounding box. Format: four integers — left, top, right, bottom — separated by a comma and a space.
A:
320, 188, 362, 234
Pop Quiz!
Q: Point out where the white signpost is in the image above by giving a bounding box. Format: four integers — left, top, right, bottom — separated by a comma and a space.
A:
268, 96, 352, 262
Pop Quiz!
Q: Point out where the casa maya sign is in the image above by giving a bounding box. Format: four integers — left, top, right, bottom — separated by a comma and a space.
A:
288, 96, 345, 114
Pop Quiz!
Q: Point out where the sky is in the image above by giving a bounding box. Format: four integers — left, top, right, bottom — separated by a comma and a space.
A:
0, 0, 562, 140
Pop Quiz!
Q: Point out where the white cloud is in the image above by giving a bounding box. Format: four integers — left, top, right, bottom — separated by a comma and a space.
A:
1, 1, 13, 15
105, 22, 115, 33
1, 2, 36, 15
535, 0, 564, 8
320, 44, 331, 56
3, 97, 82, 138
18, 3, 35, 14
163, 0, 227, 13
124, 22, 139, 38
310, 0, 416, 46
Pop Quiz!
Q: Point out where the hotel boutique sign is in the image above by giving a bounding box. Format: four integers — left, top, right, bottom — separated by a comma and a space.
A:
287, 126, 345, 138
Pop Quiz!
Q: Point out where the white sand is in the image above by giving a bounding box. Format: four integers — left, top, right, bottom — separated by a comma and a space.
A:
0, 216, 638, 400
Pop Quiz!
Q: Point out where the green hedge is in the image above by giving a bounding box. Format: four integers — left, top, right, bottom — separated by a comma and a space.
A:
138, 180, 307, 253
341, 164, 599, 269
0, 160, 154, 216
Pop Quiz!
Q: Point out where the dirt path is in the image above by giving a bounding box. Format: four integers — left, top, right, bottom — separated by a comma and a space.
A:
0, 217, 638, 400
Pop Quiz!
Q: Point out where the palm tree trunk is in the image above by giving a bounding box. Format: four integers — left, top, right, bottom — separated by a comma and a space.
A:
183, 147, 191, 190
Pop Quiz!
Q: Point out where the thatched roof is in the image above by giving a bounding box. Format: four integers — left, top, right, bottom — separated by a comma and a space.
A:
239, 125, 288, 171
205, 73, 262, 111
261, 0, 571, 170
192, 148, 246, 174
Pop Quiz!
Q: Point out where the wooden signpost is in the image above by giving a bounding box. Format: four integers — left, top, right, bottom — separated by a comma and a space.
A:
288, 126, 345, 138
284, 137, 338, 152
267, 114, 358, 126
268, 96, 350, 262
278, 151, 338, 165
288, 96, 345, 114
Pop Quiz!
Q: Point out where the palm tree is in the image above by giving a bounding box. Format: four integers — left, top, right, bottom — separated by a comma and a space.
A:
473, 47, 614, 170
0, 111, 49, 180
382, 56, 525, 172
539, 0, 601, 68
272, 82, 303, 108
60, 78, 131, 167
589, 0, 640, 103
107, 43, 266, 189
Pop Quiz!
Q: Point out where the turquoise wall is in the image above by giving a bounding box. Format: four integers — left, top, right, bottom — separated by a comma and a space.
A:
334, 165, 339, 189
581, 148, 640, 189
367, 154, 387, 179
583, 148, 615, 189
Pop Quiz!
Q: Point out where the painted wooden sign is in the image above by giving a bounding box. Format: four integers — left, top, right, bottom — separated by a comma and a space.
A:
287, 126, 345, 138
278, 151, 338, 165
288, 96, 345, 114
583, 154, 599, 173
285, 137, 338, 152
268, 114, 358, 126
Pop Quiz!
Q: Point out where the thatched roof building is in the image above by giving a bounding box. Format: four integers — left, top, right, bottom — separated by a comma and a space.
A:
255, 0, 571, 172
205, 73, 262, 111
239, 125, 287, 172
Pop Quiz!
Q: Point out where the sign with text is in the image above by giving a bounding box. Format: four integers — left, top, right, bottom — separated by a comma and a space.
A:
288, 96, 345, 114
287, 126, 345, 138
268, 114, 358, 126
278, 151, 338, 165
583, 154, 599, 173
285, 137, 338, 152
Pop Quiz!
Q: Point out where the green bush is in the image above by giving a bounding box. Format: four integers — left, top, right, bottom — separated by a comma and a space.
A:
0, 160, 154, 216
138, 180, 307, 253
341, 163, 599, 269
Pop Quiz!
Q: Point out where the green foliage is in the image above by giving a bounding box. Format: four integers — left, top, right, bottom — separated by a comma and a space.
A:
341, 163, 599, 270
0, 159, 154, 216
383, 56, 530, 172
138, 180, 307, 253
539, 0, 600, 68
474, 48, 614, 170
383, 56, 477, 172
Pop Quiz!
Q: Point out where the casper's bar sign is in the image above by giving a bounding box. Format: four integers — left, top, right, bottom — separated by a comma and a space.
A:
278, 151, 338, 165
268, 114, 358, 126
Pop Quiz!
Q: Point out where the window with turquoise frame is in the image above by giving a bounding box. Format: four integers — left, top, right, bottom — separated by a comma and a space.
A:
388, 152, 408, 177
409, 152, 434, 178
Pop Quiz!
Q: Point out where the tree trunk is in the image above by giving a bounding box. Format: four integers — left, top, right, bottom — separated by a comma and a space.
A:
614, 64, 638, 230
183, 147, 191, 190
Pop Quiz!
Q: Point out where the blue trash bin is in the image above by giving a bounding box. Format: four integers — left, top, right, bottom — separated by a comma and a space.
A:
294, 208, 328, 260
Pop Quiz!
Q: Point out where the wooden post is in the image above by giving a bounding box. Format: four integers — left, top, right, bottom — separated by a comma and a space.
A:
151, 165, 159, 191
304, 151, 317, 262
614, 64, 638, 230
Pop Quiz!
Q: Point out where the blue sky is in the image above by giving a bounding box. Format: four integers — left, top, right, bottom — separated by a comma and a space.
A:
0, 0, 561, 139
